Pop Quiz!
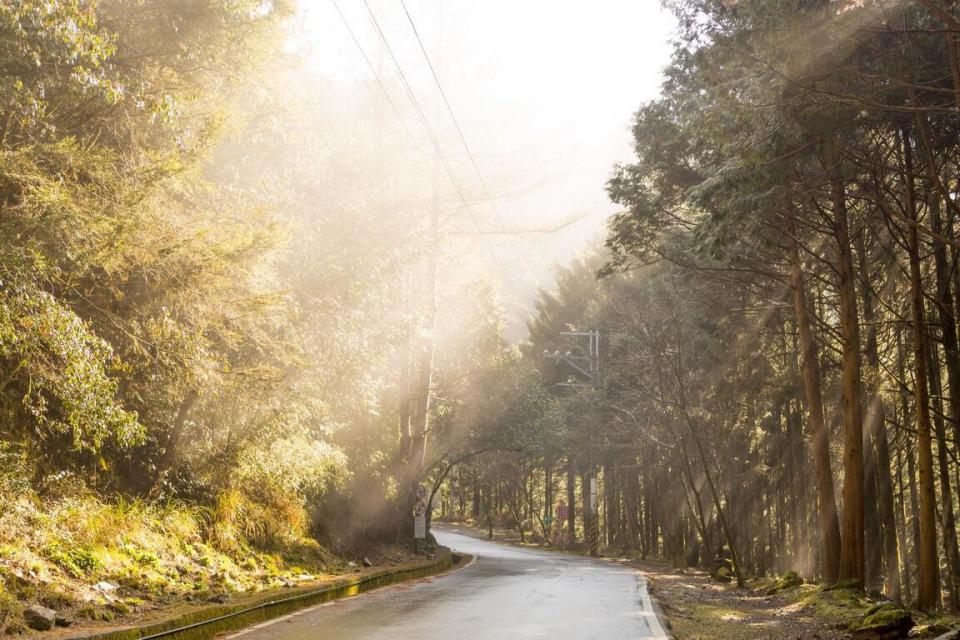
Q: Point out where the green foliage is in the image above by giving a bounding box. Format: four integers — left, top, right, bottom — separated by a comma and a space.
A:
0, 1, 119, 140
237, 436, 348, 503
0, 0, 421, 631
44, 543, 104, 578
78, 604, 115, 621
0, 284, 142, 452
755, 571, 804, 595
121, 543, 159, 568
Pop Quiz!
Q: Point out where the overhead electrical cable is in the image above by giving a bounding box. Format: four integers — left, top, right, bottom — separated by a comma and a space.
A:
398, 0, 512, 233
329, 0, 425, 157
359, 0, 524, 301
397, 0, 547, 299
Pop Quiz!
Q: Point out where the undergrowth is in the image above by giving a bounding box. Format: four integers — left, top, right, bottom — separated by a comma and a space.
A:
0, 488, 339, 634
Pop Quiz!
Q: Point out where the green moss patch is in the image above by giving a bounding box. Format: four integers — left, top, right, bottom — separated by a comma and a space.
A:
752, 571, 804, 596
799, 587, 913, 637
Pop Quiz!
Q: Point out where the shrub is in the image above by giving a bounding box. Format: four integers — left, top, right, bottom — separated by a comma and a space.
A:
44, 543, 103, 578
0, 588, 22, 633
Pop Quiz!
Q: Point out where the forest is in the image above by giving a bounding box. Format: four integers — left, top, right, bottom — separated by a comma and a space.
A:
3, 0, 960, 636
438, 0, 960, 618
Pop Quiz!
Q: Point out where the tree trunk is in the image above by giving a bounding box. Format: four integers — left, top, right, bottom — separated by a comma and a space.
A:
152, 389, 199, 490
625, 463, 641, 551
829, 167, 866, 584
566, 458, 577, 546
916, 114, 960, 611
789, 216, 842, 583
901, 127, 939, 611
544, 461, 553, 541
855, 230, 902, 601
896, 437, 914, 604
927, 342, 960, 611
581, 470, 592, 551
681, 410, 745, 587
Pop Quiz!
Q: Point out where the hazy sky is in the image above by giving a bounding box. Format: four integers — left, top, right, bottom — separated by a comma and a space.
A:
293, 0, 675, 336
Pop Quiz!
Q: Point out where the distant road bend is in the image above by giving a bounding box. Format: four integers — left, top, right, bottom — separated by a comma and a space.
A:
228, 528, 670, 640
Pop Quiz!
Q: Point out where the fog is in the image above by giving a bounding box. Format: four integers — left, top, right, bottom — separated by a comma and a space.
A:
287, 0, 675, 337
9, 2, 956, 630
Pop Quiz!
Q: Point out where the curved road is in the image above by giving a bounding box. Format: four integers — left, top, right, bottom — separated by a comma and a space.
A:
230, 528, 669, 640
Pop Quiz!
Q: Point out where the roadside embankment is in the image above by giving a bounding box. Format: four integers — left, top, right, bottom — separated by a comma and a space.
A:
610, 561, 960, 640
3, 491, 460, 639
36, 551, 457, 640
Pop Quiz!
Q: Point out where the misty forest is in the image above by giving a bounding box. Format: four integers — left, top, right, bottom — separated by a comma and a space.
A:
5, 0, 960, 639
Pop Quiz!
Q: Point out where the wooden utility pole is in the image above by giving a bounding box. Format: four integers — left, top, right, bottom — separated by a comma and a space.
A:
409, 156, 440, 498
547, 331, 601, 555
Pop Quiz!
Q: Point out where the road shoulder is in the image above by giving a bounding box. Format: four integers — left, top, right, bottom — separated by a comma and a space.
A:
631, 559, 843, 640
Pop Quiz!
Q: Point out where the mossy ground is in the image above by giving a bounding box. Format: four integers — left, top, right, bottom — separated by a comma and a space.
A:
0, 492, 414, 636
633, 562, 837, 640
640, 567, 960, 640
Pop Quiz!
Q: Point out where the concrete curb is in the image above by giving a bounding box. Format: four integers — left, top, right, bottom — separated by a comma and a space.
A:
638, 574, 674, 639
66, 551, 453, 640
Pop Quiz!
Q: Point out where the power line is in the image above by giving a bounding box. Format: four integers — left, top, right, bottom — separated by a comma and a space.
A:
359, 0, 464, 195
398, 0, 547, 300
359, 0, 524, 301
398, 0, 511, 233
329, 0, 424, 156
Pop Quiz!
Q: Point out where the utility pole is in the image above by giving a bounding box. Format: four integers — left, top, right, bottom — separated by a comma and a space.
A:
410, 5, 444, 543
545, 330, 600, 555
410, 152, 440, 519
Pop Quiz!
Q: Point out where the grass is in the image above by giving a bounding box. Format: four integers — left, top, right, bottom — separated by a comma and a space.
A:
0, 489, 342, 634
652, 570, 930, 639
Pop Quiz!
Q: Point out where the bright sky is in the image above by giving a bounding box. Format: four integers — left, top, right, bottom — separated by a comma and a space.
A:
293, 0, 675, 336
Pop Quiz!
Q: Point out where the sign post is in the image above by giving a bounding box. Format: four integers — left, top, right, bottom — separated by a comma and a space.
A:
413, 485, 427, 552
557, 501, 568, 546
588, 475, 599, 556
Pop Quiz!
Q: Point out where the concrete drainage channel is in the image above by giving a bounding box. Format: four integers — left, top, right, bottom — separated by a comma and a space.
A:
68, 551, 462, 640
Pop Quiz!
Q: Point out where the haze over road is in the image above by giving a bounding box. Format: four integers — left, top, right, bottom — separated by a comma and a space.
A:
229, 529, 669, 640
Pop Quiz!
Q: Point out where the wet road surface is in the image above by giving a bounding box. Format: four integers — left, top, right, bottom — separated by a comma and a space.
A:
228, 528, 669, 639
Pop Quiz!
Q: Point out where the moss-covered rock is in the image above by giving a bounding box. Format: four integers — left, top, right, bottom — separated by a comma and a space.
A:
852, 602, 913, 639
762, 570, 804, 595
825, 578, 864, 591
801, 587, 913, 639
801, 585, 871, 629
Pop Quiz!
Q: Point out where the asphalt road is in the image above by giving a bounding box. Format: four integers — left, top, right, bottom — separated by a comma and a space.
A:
228, 528, 669, 640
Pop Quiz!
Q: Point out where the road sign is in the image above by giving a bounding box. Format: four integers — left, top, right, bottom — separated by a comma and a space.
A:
413, 484, 428, 539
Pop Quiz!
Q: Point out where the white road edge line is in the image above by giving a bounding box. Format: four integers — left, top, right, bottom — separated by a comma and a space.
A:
637, 574, 671, 639
221, 553, 477, 640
